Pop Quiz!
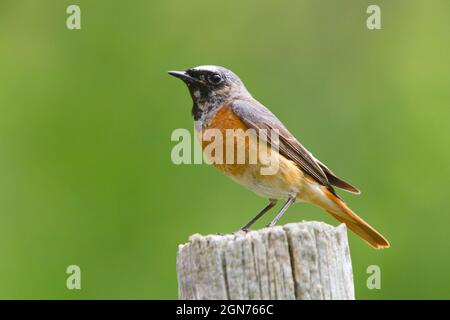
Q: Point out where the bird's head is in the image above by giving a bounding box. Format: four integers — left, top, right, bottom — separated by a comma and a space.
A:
168, 65, 250, 119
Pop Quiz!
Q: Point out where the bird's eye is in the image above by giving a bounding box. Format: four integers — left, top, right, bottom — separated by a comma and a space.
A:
208, 73, 223, 85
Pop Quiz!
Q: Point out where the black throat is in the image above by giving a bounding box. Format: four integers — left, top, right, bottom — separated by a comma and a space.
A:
188, 84, 227, 121
191, 102, 202, 121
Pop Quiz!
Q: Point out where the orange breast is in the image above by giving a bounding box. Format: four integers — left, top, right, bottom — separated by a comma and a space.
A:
200, 104, 254, 176
206, 104, 249, 132
199, 104, 306, 198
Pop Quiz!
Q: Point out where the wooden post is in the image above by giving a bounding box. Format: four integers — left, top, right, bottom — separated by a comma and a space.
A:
176, 221, 355, 300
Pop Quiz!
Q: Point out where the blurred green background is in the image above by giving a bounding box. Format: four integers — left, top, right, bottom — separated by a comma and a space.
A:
0, 0, 449, 299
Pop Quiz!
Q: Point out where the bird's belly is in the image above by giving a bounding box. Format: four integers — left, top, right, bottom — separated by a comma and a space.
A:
218, 154, 307, 199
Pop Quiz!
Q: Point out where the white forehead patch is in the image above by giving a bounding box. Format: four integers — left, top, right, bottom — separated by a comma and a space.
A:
191, 65, 222, 73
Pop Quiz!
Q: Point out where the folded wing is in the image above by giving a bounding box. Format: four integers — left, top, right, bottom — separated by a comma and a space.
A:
231, 99, 360, 195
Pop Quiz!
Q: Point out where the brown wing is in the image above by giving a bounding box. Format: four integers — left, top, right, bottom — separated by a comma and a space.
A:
316, 160, 360, 194
231, 99, 360, 194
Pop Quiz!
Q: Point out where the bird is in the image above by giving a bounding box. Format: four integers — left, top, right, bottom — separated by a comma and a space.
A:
168, 65, 390, 249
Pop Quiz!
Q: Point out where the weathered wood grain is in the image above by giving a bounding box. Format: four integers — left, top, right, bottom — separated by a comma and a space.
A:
177, 221, 355, 300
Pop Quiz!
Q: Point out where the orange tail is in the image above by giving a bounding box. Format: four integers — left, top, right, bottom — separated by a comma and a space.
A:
321, 188, 390, 249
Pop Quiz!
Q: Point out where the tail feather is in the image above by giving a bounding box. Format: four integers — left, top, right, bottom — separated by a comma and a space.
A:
321, 188, 390, 249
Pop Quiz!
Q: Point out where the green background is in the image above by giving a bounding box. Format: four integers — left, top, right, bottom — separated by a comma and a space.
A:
0, 0, 449, 299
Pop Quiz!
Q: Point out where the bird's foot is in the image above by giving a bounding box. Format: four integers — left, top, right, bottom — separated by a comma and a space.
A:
232, 227, 250, 235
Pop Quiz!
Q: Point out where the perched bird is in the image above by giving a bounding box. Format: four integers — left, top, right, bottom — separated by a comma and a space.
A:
168, 65, 389, 249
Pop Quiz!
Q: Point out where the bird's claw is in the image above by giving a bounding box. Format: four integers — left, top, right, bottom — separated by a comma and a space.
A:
232, 227, 249, 235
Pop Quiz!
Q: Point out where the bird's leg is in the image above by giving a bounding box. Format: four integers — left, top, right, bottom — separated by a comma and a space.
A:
266, 196, 296, 227
239, 199, 278, 231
